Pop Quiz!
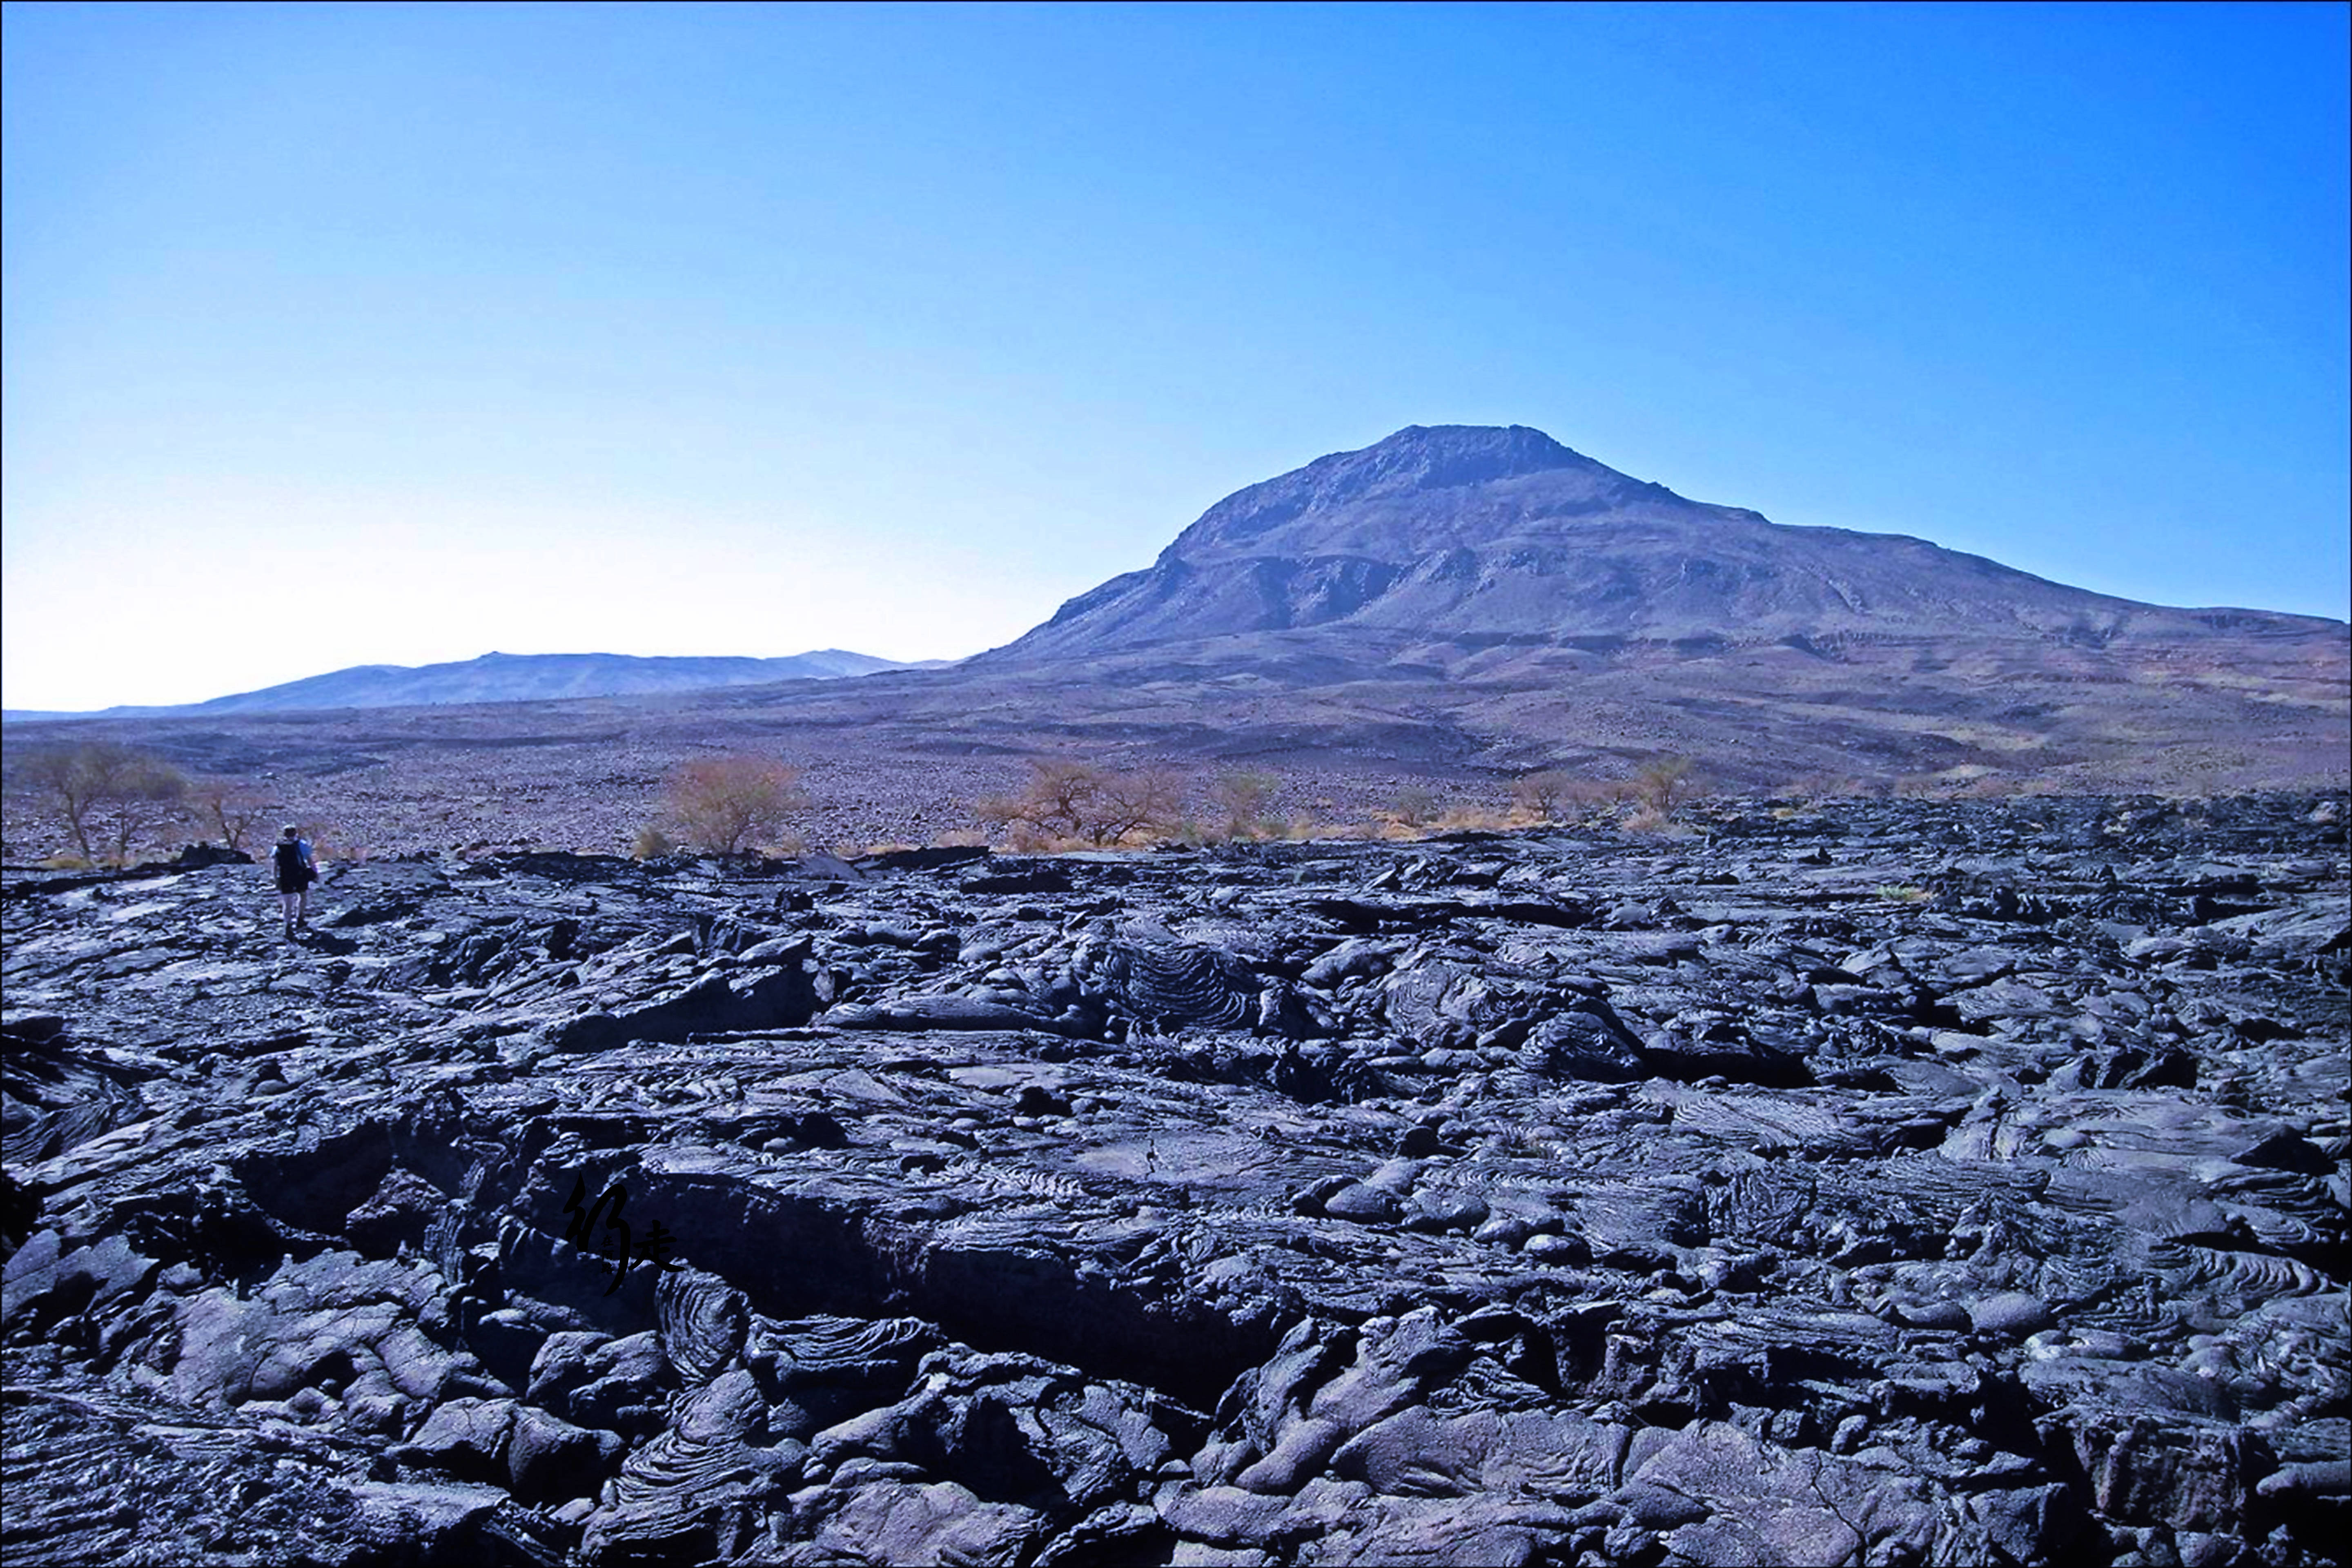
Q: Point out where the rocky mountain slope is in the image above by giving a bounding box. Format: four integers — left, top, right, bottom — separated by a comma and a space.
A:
3, 793, 2346, 1565
2, 649, 909, 723
982, 425, 2338, 663
932, 426, 2348, 792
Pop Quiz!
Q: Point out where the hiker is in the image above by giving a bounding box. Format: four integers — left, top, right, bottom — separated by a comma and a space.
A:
272, 824, 318, 936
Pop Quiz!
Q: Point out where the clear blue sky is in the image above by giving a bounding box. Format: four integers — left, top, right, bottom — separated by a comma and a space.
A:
5, 0, 2345, 710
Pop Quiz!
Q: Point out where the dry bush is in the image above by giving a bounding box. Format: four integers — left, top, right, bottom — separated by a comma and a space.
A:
1515, 772, 1628, 824
665, 755, 808, 858
102, 767, 190, 865
1387, 785, 1442, 830
630, 823, 677, 859
11, 742, 188, 864
189, 777, 274, 854
975, 760, 1185, 849
1632, 755, 1698, 818
1436, 804, 1514, 833
1211, 770, 1281, 839
1511, 770, 1572, 822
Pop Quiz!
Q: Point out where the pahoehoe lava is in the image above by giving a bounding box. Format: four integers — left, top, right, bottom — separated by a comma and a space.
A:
3, 793, 2346, 1566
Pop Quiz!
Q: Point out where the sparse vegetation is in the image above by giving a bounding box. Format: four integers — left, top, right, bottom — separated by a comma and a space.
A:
1510, 770, 1627, 824
664, 755, 808, 858
1387, 785, 1441, 830
1211, 770, 1281, 839
10, 742, 190, 865
974, 760, 1187, 849
1633, 755, 1698, 818
189, 777, 274, 855
630, 823, 677, 860
1511, 770, 1572, 822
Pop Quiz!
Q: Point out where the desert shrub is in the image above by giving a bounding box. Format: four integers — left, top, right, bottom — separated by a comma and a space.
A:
1436, 803, 1513, 833
1632, 755, 1698, 818
1388, 785, 1441, 830
974, 760, 1185, 849
630, 823, 677, 859
101, 758, 189, 865
1211, 770, 1281, 839
664, 755, 808, 858
1511, 770, 1573, 822
11, 742, 190, 864
189, 777, 274, 854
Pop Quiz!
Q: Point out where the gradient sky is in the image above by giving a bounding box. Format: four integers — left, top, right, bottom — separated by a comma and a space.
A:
5, 0, 2346, 711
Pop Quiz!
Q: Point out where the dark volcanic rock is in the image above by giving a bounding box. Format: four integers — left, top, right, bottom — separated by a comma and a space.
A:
2, 792, 2346, 1566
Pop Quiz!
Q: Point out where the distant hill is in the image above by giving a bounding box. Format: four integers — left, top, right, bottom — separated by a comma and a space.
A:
2, 649, 913, 721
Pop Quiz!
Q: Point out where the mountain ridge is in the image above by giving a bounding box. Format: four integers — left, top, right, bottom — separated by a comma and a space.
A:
1, 648, 913, 722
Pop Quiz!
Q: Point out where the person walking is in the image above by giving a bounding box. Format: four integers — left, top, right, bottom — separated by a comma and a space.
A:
272, 824, 318, 937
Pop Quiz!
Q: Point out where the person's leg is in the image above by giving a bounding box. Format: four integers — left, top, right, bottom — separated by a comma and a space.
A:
281, 890, 298, 933
296, 885, 309, 927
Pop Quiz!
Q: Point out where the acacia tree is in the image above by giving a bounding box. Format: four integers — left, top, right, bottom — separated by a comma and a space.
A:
1087, 765, 1185, 847
1512, 770, 1571, 822
12, 742, 186, 864
975, 760, 1185, 848
1389, 785, 1441, 829
99, 755, 190, 865
664, 755, 808, 858
1212, 770, 1280, 838
1633, 755, 1698, 818
189, 776, 273, 854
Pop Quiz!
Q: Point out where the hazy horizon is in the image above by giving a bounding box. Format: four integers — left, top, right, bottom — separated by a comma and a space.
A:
6, 2, 2345, 711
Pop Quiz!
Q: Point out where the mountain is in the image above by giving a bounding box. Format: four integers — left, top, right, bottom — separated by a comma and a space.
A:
9, 429, 2341, 796
907, 423, 2342, 790
2, 649, 910, 722
984, 425, 2327, 662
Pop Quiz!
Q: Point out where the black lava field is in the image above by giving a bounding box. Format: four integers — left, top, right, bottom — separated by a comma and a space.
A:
3, 793, 2345, 1567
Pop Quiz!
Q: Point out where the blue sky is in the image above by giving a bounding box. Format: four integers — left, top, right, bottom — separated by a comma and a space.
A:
4, 0, 2345, 710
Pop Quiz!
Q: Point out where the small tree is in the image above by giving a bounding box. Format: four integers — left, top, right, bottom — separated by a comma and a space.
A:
98, 755, 189, 865
189, 777, 273, 854
13, 744, 113, 862
11, 742, 186, 864
1389, 785, 1441, 830
1211, 770, 1280, 839
1633, 755, 1697, 818
665, 755, 808, 858
974, 760, 1185, 849
1088, 765, 1185, 847
1512, 770, 1571, 822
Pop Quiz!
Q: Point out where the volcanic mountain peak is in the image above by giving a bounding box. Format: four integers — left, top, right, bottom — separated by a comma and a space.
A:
1163, 423, 1683, 564
983, 423, 2344, 669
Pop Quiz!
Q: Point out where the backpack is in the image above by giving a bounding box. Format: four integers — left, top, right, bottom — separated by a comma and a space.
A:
274, 840, 310, 884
